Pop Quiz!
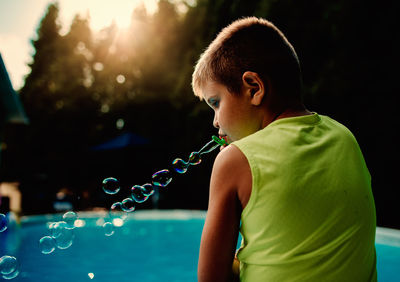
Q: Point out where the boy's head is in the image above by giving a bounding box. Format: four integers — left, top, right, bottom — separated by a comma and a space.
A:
192, 17, 302, 102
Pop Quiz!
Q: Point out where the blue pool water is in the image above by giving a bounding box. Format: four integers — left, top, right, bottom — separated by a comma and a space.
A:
1, 210, 399, 281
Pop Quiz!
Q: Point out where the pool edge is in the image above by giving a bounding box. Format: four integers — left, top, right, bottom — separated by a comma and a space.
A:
376, 227, 400, 247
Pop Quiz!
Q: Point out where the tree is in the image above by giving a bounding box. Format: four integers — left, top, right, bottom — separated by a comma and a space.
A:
20, 2, 62, 114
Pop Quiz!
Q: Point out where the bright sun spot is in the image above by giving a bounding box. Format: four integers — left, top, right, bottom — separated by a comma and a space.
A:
59, 0, 158, 32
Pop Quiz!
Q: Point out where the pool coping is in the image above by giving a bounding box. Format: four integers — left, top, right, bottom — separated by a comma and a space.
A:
376, 227, 400, 247
19, 209, 207, 224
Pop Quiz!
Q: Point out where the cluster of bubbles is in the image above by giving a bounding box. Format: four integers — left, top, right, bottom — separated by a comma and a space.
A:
101, 136, 227, 235
38, 211, 78, 255
0, 136, 226, 280
1, 213, 20, 279
1, 211, 78, 279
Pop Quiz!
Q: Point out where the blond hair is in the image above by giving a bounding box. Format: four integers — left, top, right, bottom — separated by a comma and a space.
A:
192, 17, 302, 100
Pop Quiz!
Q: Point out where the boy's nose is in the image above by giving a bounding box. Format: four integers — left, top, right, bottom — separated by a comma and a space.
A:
213, 114, 219, 129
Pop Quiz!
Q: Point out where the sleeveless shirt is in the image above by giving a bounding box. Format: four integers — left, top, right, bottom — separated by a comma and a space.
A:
233, 113, 377, 281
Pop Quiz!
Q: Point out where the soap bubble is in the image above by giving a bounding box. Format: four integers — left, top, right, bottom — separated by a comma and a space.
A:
62, 211, 78, 229
39, 236, 56, 254
131, 185, 149, 203
121, 198, 135, 212
55, 227, 74, 250
172, 158, 188, 174
0, 256, 17, 275
49, 221, 68, 238
141, 183, 155, 196
47, 222, 56, 233
48, 221, 74, 249
110, 202, 127, 220
110, 202, 123, 212
152, 169, 172, 187
2, 269, 19, 280
102, 177, 120, 195
0, 213, 7, 232
188, 152, 202, 165
103, 222, 114, 236
110, 202, 123, 213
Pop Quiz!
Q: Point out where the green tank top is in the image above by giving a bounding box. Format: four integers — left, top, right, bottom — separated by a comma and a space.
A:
233, 113, 377, 281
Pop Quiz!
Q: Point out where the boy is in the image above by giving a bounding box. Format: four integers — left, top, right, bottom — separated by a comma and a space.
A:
192, 17, 377, 281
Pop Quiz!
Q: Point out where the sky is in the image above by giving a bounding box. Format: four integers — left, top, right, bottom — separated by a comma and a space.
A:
0, 0, 158, 90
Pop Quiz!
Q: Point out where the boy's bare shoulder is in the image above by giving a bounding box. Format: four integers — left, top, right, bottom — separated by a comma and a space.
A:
213, 145, 248, 173
212, 145, 252, 209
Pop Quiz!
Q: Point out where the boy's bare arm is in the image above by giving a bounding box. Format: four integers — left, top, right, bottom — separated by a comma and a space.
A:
198, 146, 247, 282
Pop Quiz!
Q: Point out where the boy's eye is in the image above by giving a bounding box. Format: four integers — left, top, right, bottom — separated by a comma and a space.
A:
211, 100, 219, 108
206, 97, 220, 109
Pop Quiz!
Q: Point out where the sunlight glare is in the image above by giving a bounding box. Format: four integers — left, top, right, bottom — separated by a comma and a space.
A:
59, 0, 158, 31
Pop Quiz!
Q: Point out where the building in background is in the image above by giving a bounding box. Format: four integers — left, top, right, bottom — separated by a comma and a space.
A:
0, 53, 29, 216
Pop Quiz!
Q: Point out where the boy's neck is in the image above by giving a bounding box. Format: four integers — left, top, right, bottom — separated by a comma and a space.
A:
277, 106, 312, 120
263, 103, 312, 127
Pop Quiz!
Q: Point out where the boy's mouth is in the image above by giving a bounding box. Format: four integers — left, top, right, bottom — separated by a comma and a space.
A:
219, 134, 229, 144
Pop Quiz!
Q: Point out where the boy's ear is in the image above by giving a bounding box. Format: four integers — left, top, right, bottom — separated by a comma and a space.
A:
242, 71, 266, 106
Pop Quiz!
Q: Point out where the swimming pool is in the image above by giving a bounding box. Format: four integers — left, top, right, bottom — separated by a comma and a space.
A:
1, 210, 399, 281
